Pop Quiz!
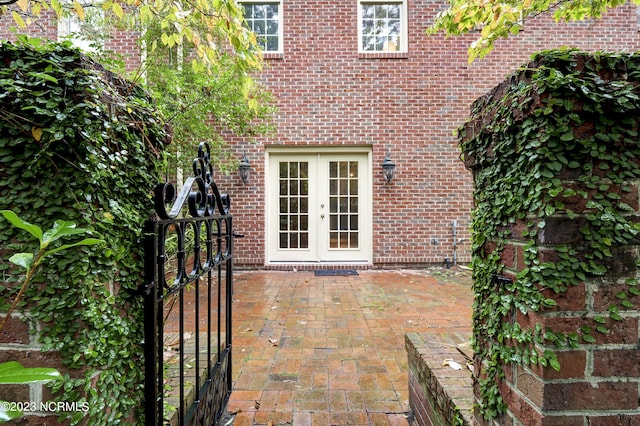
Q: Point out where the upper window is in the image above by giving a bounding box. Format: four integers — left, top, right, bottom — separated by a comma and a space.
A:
57, 6, 106, 52
241, 2, 282, 54
358, 1, 407, 53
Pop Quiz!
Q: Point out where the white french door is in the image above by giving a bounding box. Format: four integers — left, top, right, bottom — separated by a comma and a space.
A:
267, 150, 372, 264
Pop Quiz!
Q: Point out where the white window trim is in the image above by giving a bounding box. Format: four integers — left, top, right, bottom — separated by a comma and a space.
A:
357, 0, 408, 54
239, 0, 284, 55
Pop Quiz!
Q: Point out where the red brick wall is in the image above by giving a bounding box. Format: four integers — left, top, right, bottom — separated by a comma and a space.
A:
225, 1, 640, 268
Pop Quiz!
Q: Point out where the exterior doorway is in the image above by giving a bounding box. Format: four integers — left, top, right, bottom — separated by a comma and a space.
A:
266, 147, 372, 265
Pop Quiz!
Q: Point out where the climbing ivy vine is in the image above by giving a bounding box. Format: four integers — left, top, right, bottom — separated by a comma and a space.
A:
0, 38, 168, 424
459, 49, 640, 419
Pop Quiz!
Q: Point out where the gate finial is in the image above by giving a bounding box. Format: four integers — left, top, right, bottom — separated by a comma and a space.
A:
152, 143, 230, 219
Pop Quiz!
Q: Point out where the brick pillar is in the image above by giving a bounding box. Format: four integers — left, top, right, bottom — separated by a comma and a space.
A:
494, 191, 640, 425
460, 51, 640, 425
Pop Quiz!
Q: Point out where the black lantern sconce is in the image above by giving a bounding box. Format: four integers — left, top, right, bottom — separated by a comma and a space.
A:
239, 153, 251, 184
381, 149, 396, 183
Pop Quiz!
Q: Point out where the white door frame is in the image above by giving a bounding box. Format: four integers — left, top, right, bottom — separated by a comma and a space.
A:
265, 146, 373, 265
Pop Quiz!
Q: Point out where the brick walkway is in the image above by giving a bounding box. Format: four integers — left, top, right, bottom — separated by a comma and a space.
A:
226, 268, 473, 425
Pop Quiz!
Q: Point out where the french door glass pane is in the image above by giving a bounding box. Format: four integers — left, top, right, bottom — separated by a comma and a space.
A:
328, 161, 359, 249
278, 161, 309, 249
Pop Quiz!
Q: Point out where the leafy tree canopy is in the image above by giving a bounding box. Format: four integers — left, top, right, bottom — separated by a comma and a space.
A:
1, 0, 261, 75
429, 0, 640, 62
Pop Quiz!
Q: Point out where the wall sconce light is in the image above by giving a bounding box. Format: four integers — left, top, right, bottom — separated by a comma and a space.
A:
381, 149, 396, 183
239, 153, 251, 184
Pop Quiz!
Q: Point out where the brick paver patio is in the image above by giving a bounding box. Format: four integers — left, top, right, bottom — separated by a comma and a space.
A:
226, 268, 473, 425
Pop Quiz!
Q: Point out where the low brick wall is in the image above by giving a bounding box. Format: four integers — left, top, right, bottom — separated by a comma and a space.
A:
406, 332, 474, 426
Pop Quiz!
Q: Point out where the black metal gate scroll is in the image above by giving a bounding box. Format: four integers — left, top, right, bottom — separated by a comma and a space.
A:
140, 143, 233, 425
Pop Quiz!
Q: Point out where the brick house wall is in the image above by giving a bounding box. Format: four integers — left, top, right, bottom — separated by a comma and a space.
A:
221, 1, 640, 269
2, 2, 640, 268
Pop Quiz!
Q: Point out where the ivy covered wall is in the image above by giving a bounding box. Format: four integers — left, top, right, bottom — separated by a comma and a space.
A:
0, 40, 168, 424
460, 50, 640, 424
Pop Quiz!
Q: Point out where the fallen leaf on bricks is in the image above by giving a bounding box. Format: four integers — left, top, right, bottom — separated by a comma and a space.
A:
443, 359, 462, 370
268, 339, 278, 346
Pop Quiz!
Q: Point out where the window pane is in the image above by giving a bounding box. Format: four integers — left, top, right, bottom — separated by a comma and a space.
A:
350, 162, 358, 177
350, 232, 359, 248
277, 161, 309, 250
267, 20, 278, 35
360, 2, 402, 52
339, 162, 348, 177
362, 5, 374, 18
266, 4, 278, 18
350, 198, 358, 213
243, 3, 280, 52
330, 179, 337, 194
253, 20, 265, 34
330, 232, 338, 248
254, 4, 265, 18
340, 179, 348, 194
363, 20, 374, 35
266, 37, 279, 51
339, 233, 348, 248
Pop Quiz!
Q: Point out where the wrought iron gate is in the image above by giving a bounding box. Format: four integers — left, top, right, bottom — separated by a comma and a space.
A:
140, 143, 233, 425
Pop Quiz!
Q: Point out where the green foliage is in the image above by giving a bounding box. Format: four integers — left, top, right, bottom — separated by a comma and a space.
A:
459, 49, 640, 419
0, 209, 103, 331
0, 39, 168, 424
4, 0, 261, 77
429, 0, 640, 62
142, 23, 276, 174
0, 361, 62, 422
